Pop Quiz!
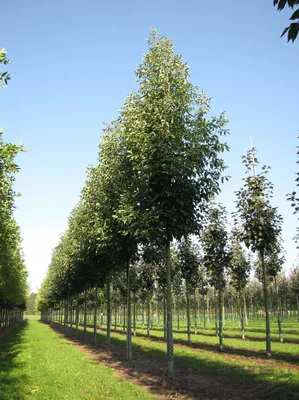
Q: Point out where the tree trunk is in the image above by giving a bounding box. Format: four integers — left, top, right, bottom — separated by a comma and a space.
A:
186, 282, 191, 345
114, 298, 117, 332
203, 294, 206, 329
75, 295, 79, 338
275, 277, 283, 343
215, 296, 218, 337
94, 284, 98, 345
296, 293, 299, 322
218, 288, 224, 351
239, 290, 245, 340
163, 291, 167, 340
126, 262, 132, 362
194, 289, 198, 334
176, 295, 180, 332
106, 274, 111, 351
83, 287, 87, 343
261, 250, 271, 357
147, 296, 151, 337
133, 293, 136, 336
165, 241, 174, 373
243, 291, 248, 326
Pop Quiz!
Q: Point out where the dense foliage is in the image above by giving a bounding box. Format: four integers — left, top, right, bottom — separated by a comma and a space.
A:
0, 48, 28, 328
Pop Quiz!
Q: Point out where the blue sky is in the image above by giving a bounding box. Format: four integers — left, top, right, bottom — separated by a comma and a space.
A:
1, 0, 298, 291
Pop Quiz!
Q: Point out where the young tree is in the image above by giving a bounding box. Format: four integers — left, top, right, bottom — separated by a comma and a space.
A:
202, 205, 230, 351
229, 238, 251, 339
118, 29, 229, 372
234, 149, 283, 357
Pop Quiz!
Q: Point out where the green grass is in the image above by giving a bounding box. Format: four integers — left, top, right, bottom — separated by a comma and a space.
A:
82, 316, 299, 360
135, 326, 299, 357
70, 322, 299, 399
0, 318, 154, 400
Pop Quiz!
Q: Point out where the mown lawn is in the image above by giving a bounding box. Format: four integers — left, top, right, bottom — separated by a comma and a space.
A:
0, 318, 154, 400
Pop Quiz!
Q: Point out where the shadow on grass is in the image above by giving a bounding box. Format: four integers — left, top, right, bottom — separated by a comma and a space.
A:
128, 326, 299, 344
0, 321, 29, 400
48, 322, 299, 400
81, 322, 299, 364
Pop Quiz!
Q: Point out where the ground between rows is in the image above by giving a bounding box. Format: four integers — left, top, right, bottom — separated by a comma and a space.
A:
49, 322, 295, 400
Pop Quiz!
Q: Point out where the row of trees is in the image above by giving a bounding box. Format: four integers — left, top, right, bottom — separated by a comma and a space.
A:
0, 48, 28, 329
37, 30, 290, 372
39, 261, 299, 344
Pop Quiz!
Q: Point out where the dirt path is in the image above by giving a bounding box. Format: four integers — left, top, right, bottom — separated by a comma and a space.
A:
49, 324, 294, 400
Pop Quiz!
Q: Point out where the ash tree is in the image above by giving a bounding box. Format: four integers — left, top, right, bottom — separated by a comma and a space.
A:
202, 205, 230, 351
234, 149, 283, 357
118, 29, 229, 373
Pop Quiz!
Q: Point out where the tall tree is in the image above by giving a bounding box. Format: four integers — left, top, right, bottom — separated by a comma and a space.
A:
118, 29, 229, 373
234, 149, 283, 357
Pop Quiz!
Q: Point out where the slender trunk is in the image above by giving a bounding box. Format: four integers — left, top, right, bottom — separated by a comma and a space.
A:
239, 290, 245, 340
275, 277, 283, 343
165, 241, 174, 373
70, 297, 73, 332
163, 291, 167, 340
269, 286, 273, 320
133, 293, 136, 336
126, 262, 132, 362
106, 274, 111, 351
177, 295, 180, 332
123, 304, 126, 332
244, 291, 248, 326
203, 294, 206, 329
215, 295, 218, 337
296, 294, 299, 322
75, 295, 79, 338
94, 284, 98, 345
261, 250, 271, 357
83, 287, 87, 343
194, 289, 198, 334
186, 282, 191, 345
218, 288, 223, 351
114, 298, 117, 332
147, 296, 151, 337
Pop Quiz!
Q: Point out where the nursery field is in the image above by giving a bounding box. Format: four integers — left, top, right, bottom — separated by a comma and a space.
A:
39, 315, 299, 400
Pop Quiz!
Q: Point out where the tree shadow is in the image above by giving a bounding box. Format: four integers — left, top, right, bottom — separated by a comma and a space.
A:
81, 322, 299, 364
49, 322, 299, 400
0, 322, 29, 400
